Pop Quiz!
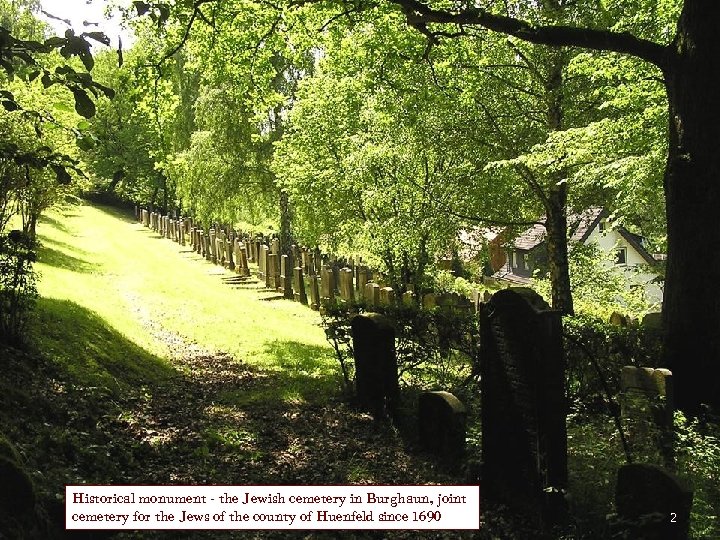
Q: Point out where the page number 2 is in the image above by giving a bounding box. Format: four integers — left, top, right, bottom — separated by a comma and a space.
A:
670, 513, 677, 523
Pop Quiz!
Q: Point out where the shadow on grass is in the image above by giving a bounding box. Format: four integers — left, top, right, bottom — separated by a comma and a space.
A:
30, 297, 176, 393
36, 243, 99, 274
217, 340, 341, 406
91, 202, 137, 224
37, 213, 74, 235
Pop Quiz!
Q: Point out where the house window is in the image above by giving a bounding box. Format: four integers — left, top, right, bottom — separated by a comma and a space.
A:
521, 253, 528, 270
511, 251, 518, 268
615, 247, 627, 265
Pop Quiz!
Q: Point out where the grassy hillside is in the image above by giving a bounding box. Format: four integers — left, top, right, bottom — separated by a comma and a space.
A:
31, 203, 339, 403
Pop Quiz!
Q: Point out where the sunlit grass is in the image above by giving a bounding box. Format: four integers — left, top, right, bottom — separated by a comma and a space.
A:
32, 203, 338, 402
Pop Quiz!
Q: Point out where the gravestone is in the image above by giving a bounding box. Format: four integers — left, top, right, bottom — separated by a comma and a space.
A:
258, 245, 268, 280
204, 234, 212, 261
293, 267, 308, 304
226, 238, 234, 270
610, 311, 629, 327
320, 266, 335, 303
217, 230, 226, 266
339, 268, 354, 302
422, 293, 437, 309
356, 266, 368, 299
239, 243, 250, 276
281, 254, 293, 298
309, 276, 321, 310
418, 391, 467, 467
642, 311, 663, 330
621, 366, 674, 468
403, 291, 415, 305
351, 313, 399, 418
301, 250, 311, 274
267, 253, 279, 289
614, 463, 692, 540
480, 287, 567, 528
380, 287, 395, 306
365, 282, 380, 306
209, 229, 217, 264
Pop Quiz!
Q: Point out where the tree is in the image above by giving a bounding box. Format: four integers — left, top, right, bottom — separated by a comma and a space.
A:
130, 0, 718, 414
383, 0, 715, 413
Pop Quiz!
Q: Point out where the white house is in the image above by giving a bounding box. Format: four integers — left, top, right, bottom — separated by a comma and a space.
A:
489, 208, 664, 304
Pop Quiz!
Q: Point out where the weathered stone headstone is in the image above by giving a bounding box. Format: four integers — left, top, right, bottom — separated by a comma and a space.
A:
480, 287, 567, 528
217, 230, 226, 266
642, 311, 663, 330
293, 267, 308, 304
267, 253, 279, 289
339, 268, 354, 302
209, 229, 217, 264
258, 245, 268, 280
418, 391, 467, 466
301, 250, 311, 274
356, 266, 368, 299
320, 266, 336, 303
422, 293, 437, 309
204, 234, 212, 261
365, 282, 380, 306
610, 311, 629, 327
621, 366, 674, 468
281, 254, 293, 298
309, 276, 321, 310
351, 313, 399, 418
379, 286, 395, 306
403, 291, 415, 306
614, 463, 692, 540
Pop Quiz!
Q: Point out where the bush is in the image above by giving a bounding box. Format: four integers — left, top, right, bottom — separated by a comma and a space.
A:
320, 299, 479, 395
563, 312, 663, 415
0, 230, 38, 346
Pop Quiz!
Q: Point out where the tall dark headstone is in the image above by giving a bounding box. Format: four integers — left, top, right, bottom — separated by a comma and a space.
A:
351, 313, 399, 419
480, 287, 567, 528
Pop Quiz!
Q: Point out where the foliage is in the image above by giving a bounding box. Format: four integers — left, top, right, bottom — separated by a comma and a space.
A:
674, 411, 720, 538
0, 229, 37, 345
534, 241, 656, 319
563, 312, 662, 415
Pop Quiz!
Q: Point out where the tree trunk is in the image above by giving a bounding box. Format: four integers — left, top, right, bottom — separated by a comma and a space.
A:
662, 2, 720, 414
545, 185, 573, 315
543, 45, 574, 315
279, 189, 293, 256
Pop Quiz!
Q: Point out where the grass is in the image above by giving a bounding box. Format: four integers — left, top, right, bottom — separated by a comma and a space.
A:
32, 203, 339, 403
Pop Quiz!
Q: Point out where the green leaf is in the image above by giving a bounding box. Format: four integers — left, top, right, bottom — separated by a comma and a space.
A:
71, 88, 96, 118
83, 32, 111, 47
51, 164, 73, 185
133, 1, 151, 16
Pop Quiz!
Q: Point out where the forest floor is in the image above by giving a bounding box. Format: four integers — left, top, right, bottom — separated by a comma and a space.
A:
1, 203, 482, 539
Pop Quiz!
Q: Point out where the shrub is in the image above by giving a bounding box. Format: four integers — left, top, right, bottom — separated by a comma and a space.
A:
0, 230, 38, 346
563, 312, 663, 415
320, 299, 479, 395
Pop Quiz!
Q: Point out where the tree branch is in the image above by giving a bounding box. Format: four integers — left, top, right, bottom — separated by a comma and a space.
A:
390, 0, 670, 70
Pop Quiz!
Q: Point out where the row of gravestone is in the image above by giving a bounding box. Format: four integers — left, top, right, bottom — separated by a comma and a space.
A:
137, 208, 692, 538
136, 207, 491, 313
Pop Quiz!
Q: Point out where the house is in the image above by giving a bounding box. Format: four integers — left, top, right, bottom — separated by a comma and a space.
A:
487, 208, 664, 303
